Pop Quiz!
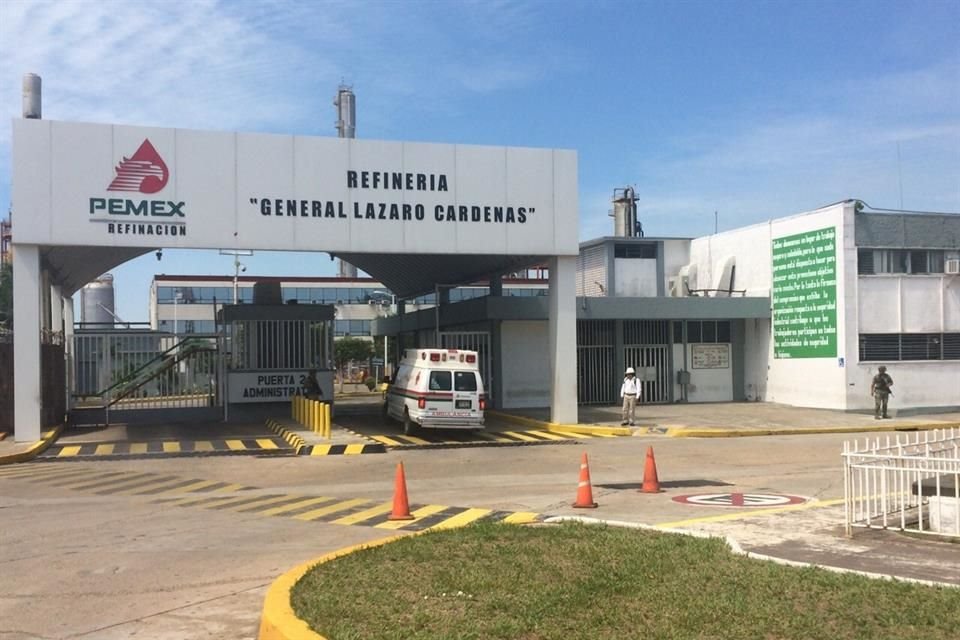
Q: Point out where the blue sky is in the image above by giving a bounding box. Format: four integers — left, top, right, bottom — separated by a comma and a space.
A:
1, 0, 958, 321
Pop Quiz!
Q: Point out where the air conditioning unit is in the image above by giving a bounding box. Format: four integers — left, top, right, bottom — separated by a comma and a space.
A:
946, 259, 960, 275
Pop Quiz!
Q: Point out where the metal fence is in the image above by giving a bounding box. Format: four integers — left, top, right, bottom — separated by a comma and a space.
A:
577, 320, 616, 405
440, 331, 492, 400
843, 428, 960, 538
73, 330, 221, 413
224, 319, 331, 370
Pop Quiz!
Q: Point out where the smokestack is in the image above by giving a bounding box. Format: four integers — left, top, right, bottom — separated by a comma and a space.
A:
22, 73, 41, 119
334, 84, 358, 278
611, 187, 640, 237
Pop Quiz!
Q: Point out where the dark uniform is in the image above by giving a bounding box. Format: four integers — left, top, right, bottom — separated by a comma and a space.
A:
870, 367, 893, 419
303, 369, 323, 401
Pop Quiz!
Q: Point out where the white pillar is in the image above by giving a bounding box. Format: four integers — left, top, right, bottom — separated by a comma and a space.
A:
548, 255, 578, 424
64, 296, 75, 411
13, 244, 42, 442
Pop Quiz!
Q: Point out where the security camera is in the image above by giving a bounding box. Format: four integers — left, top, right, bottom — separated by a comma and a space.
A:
240, 265, 246, 273
156, 249, 163, 261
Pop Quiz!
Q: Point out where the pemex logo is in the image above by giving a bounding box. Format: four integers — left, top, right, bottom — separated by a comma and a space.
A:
107, 139, 169, 194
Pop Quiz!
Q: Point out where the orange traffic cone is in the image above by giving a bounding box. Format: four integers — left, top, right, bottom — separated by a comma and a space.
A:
572, 452, 598, 508
641, 446, 661, 493
388, 461, 414, 520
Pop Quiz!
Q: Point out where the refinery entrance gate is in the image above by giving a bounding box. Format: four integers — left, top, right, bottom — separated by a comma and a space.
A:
10, 115, 579, 441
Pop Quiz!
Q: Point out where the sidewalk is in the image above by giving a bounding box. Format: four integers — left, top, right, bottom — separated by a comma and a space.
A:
0, 426, 63, 464
504, 402, 960, 437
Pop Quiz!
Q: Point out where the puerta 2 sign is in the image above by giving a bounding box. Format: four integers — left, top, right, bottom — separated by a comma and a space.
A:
772, 226, 837, 358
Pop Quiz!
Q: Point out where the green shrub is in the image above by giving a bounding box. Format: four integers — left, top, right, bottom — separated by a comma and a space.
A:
363, 376, 376, 391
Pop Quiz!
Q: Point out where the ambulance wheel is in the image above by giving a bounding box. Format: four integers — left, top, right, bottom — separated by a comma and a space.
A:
403, 410, 416, 436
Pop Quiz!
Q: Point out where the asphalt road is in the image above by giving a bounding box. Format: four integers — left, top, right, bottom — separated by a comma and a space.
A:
1, 428, 954, 640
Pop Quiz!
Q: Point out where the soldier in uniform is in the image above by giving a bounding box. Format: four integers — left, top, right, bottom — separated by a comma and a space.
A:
870, 365, 893, 419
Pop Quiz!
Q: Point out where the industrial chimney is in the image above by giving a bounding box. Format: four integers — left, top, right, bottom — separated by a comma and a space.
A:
22, 73, 41, 119
611, 187, 641, 237
334, 84, 358, 278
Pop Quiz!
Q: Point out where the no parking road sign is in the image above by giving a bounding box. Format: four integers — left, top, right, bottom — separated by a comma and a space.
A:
672, 493, 807, 508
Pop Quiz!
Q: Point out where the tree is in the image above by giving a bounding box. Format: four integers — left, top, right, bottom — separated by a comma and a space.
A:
333, 337, 374, 391
0, 262, 11, 330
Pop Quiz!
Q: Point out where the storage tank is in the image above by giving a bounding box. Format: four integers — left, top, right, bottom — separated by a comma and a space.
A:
81, 274, 116, 326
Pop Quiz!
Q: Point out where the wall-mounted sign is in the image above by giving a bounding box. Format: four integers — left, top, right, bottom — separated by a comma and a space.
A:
691, 344, 730, 369
228, 370, 333, 403
772, 226, 838, 359
12, 120, 578, 257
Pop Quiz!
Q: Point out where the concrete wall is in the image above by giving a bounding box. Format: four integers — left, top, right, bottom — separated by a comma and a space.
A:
688, 203, 851, 409
672, 343, 733, 402
858, 275, 960, 333
613, 259, 658, 296
499, 320, 550, 408
846, 361, 959, 412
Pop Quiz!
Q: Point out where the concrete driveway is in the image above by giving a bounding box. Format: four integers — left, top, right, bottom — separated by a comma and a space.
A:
2, 411, 957, 639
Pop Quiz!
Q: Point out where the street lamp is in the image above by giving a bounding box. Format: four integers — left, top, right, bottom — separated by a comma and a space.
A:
219, 249, 253, 304
370, 290, 394, 380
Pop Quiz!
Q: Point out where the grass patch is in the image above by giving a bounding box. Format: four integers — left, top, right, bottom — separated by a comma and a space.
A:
291, 521, 959, 640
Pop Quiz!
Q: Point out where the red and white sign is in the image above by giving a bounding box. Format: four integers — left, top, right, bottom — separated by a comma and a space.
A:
672, 493, 808, 508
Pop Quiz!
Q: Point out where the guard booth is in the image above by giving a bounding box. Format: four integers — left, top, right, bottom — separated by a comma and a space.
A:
219, 284, 334, 421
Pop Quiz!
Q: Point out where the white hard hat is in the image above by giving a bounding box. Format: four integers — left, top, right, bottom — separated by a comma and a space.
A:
625, 367, 635, 375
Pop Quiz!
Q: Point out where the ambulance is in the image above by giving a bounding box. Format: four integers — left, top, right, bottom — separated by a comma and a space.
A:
384, 348, 486, 435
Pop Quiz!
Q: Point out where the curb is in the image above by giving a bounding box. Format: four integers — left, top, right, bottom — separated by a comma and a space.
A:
264, 418, 386, 456
486, 411, 632, 437
258, 534, 405, 640
0, 424, 64, 465
665, 421, 960, 438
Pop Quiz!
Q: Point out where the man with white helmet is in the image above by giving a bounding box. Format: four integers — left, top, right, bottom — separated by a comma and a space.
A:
620, 366, 641, 426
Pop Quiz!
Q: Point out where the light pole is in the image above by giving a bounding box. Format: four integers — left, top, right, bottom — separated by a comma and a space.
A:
371, 290, 394, 380
219, 249, 253, 304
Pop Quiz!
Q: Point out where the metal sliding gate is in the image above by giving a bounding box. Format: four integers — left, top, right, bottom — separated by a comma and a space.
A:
439, 331, 492, 401
72, 330, 222, 421
577, 320, 616, 405
623, 320, 670, 404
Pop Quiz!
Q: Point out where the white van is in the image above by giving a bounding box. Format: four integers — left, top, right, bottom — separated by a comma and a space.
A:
385, 349, 486, 435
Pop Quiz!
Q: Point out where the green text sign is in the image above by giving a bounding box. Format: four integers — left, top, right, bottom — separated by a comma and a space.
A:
772, 227, 837, 358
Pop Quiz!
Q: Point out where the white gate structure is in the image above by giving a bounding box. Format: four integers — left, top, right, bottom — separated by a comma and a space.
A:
440, 331, 491, 400
843, 428, 960, 538
623, 320, 670, 404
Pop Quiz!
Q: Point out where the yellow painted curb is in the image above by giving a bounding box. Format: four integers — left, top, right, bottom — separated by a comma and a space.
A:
0, 424, 64, 465
487, 410, 632, 437
665, 421, 959, 438
258, 534, 412, 640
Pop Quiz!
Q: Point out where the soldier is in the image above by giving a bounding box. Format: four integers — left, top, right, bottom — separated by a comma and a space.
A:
870, 365, 893, 420
302, 368, 323, 401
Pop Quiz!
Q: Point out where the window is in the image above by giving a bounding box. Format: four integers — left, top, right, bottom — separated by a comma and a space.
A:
614, 243, 657, 259
429, 371, 451, 391
859, 333, 960, 361
684, 321, 731, 344
858, 249, 946, 275
454, 371, 478, 391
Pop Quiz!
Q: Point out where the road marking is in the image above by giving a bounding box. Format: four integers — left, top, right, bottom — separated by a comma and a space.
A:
526, 430, 567, 441
656, 498, 845, 529
258, 496, 336, 517
370, 435, 404, 446
394, 434, 432, 445
225, 439, 246, 451
502, 511, 540, 524
94, 444, 115, 455
193, 441, 215, 452
343, 444, 367, 455
162, 442, 181, 453
256, 438, 279, 449
501, 431, 539, 442
57, 445, 82, 457
329, 501, 394, 525
293, 498, 372, 521
375, 504, 448, 530
429, 507, 492, 530
129, 443, 148, 454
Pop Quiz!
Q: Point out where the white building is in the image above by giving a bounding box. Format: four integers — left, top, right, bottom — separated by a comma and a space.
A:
377, 200, 959, 413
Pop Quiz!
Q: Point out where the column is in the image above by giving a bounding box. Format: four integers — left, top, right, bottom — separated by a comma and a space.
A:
64, 296, 75, 411
548, 255, 578, 424
489, 273, 503, 297
13, 244, 42, 442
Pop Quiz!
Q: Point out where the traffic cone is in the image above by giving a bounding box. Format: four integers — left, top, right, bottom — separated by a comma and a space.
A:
387, 461, 414, 520
641, 446, 661, 493
572, 452, 598, 508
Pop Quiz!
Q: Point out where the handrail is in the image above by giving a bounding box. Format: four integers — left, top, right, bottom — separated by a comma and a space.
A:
107, 343, 214, 407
